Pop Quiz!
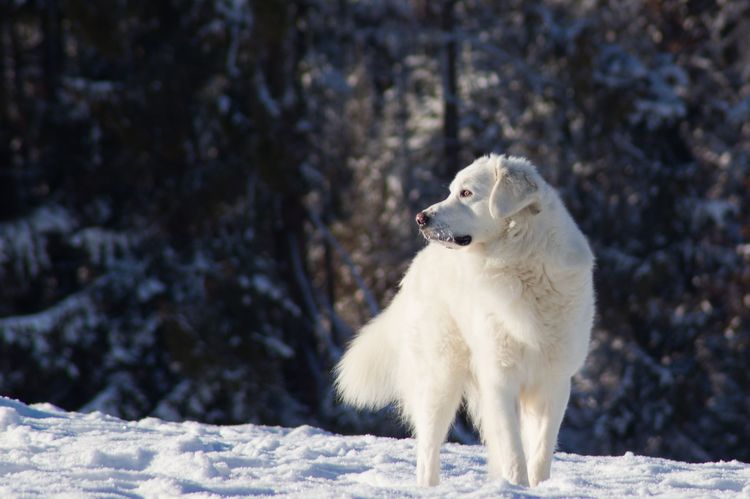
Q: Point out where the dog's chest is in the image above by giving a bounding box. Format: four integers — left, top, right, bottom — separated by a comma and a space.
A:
454, 266, 567, 357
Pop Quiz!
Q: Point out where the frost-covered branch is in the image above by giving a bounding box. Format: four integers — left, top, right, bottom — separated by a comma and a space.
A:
308, 211, 380, 317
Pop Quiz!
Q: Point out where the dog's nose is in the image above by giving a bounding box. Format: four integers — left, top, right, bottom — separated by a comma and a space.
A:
415, 211, 429, 226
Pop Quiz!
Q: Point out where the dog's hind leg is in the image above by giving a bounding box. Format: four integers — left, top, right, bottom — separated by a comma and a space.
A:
414, 397, 462, 485
480, 378, 529, 486
409, 378, 464, 486
468, 348, 529, 487
521, 378, 571, 487
400, 334, 466, 486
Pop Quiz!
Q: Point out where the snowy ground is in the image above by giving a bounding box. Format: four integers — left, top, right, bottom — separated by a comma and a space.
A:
0, 397, 748, 498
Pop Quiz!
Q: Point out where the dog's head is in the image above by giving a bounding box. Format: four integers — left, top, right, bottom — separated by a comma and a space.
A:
416, 154, 543, 249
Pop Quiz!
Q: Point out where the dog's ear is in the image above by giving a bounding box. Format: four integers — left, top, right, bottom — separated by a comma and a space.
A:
489, 163, 540, 219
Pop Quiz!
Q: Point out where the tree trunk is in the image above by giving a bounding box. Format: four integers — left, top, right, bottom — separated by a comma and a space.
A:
441, 0, 459, 179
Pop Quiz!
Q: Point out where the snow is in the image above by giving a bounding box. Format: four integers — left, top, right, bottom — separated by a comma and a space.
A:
0, 205, 77, 281
0, 282, 99, 359
70, 227, 133, 267
0, 397, 748, 498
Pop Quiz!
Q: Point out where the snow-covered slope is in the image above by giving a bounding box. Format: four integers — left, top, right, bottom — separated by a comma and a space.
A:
0, 397, 747, 498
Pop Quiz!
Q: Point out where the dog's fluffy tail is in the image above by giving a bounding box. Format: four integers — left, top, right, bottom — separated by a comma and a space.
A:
334, 312, 397, 410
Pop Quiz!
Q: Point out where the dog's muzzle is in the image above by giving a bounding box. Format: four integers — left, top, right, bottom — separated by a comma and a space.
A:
415, 211, 471, 247
422, 230, 472, 247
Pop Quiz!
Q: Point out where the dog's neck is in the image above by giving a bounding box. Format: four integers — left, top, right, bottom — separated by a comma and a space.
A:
463, 236, 540, 273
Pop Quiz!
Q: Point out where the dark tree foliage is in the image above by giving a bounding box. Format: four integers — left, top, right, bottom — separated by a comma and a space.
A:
1, 0, 748, 463
0, 0, 319, 425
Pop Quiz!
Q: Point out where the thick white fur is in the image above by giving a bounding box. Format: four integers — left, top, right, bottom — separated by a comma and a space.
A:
335, 154, 594, 487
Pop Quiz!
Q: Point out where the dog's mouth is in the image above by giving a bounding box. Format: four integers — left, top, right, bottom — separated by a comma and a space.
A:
453, 235, 472, 246
420, 228, 472, 248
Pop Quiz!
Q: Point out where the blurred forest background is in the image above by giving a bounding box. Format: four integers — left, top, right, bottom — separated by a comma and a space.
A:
1, 0, 748, 463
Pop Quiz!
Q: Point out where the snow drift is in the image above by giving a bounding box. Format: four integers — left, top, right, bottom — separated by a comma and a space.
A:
0, 396, 747, 498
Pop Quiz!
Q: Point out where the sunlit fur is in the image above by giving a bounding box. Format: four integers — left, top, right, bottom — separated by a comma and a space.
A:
335, 154, 595, 487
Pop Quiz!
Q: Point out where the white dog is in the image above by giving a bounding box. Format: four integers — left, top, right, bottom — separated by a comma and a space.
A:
335, 154, 594, 487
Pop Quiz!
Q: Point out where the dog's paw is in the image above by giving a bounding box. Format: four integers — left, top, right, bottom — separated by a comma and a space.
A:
416, 472, 439, 487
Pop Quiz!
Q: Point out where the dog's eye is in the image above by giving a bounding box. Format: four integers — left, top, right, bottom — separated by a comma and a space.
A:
459, 189, 473, 198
